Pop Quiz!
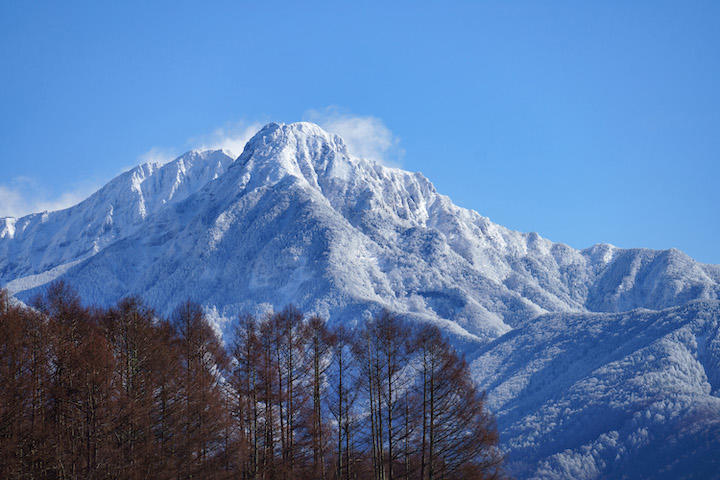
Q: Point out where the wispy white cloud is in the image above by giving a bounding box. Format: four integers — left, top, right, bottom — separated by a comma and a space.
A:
0, 177, 99, 218
137, 146, 179, 166
304, 107, 404, 166
188, 120, 265, 158
136, 120, 265, 168
0, 185, 27, 218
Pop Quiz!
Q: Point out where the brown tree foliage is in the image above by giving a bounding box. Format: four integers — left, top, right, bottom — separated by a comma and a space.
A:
0, 285, 504, 479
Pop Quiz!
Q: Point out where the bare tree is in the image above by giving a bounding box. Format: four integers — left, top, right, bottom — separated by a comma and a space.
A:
172, 301, 229, 478
304, 316, 334, 480
231, 313, 261, 478
414, 324, 502, 479
325, 325, 361, 480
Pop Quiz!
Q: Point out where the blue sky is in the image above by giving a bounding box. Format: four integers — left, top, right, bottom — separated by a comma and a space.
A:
1, 1, 718, 263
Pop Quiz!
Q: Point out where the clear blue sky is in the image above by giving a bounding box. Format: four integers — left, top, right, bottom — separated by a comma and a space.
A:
1, 1, 718, 263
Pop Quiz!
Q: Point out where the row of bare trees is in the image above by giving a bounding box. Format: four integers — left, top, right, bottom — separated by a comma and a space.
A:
0, 284, 503, 479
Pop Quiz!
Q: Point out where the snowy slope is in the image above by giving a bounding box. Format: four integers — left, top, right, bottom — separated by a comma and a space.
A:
472, 301, 720, 479
1, 122, 719, 478
0, 149, 233, 292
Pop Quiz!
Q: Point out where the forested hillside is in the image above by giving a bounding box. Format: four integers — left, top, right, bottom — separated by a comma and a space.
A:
0, 284, 503, 479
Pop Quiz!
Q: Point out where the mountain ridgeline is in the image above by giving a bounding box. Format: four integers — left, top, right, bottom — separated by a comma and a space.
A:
1, 122, 719, 479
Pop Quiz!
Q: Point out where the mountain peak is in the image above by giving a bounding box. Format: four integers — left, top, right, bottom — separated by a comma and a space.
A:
255, 120, 342, 139
232, 121, 357, 193
241, 121, 349, 160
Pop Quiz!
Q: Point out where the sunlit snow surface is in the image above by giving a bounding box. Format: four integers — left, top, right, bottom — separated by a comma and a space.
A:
2, 122, 719, 479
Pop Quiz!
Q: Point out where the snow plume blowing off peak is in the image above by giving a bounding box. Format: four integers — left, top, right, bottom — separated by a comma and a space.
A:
303, 109, 403, 166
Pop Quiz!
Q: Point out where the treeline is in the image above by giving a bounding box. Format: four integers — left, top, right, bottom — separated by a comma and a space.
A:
0, 283, 503, 479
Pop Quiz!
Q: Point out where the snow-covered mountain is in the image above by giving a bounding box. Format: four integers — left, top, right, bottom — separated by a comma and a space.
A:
2, 122, 719, 479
